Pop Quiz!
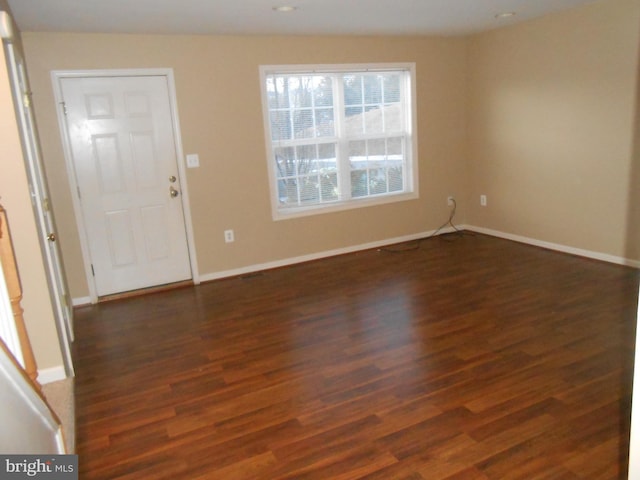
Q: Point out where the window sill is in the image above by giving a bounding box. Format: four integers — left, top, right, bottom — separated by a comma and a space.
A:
272, 190, 419, 221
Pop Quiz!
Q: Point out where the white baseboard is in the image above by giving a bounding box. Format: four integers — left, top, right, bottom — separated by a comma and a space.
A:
467, 225, 640, 268
71, 225, 638, 304
200, 226, 459, 283
38, 365, 69, 384
73, 230, 449, 299
72, 296, 92, 307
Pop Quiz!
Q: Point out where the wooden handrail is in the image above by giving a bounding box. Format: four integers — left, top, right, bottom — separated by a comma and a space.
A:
0, 204, 40, 390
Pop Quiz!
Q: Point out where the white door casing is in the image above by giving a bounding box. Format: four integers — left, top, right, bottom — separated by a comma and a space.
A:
4, 41, 74, 377
53, 71, 199, 300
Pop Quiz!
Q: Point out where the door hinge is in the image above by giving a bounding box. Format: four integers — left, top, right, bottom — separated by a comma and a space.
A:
42, 197, 51, 212
23, 91, 32, 109
90, 264, 95, 276
59, 101, 67, 116
61, 293, 69, 308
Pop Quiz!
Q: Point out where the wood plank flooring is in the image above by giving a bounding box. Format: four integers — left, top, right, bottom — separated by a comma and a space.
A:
73, 233, 640, 479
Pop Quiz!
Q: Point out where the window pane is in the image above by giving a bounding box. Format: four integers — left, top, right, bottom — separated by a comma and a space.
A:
383, 75, 401, 103
370, 168, 388, 195
289, 75, 333, 108
320, 172, 338, 201
315, 108, 334, 137
318, 143, 338, 201
343, 75, 363, 105
349, 140, 369, 197
314, 77, 333, 107
274, 143, 341, 207
349, 140, 367, 171
267, 76, 290, 109
345, 106, 364, 136
318, 143, 337, 172
384, 104, 403, 132
366, 140, 389, 196
388, 137, 403, 158
389, 166, 404, 192
388, 137, 404, 192
300, 175, 320, 204
295, 145, 318, 175
363, 75, 382, 104
270, 110, 291, 141
351, 170, 368, 198
364, 105, 383, 134
293, 109, 314, 139
368, 138, 386, 161
274, 146, 296, 178
290, 76, 313, 108
278, 178, 299, 205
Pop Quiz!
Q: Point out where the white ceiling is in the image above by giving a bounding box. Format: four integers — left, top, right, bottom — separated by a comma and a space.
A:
7, 0, 600, 37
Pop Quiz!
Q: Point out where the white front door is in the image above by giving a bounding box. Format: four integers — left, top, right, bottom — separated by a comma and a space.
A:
59, 75, 192, 297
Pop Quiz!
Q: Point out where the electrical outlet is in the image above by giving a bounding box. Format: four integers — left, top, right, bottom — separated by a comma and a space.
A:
480, 195, 487, 207
447, 196, 455, 206
224, 229, 234, 243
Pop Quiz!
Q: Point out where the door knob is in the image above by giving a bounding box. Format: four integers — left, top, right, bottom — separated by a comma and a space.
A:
170, 186, 179, 198
47, 233, 56, 242
169, 175, 177, 183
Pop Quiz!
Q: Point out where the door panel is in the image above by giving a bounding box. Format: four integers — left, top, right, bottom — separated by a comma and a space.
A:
60, 76, 192, 296
141, 205, 171, 260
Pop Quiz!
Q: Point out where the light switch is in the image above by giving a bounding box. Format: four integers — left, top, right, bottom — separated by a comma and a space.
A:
186, 154, 200, 168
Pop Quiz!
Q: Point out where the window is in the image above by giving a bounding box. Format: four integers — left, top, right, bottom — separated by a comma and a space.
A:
260, 63, 418, 219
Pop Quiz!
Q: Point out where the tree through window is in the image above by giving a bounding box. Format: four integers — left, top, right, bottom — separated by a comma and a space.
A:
260, 64, 418, 219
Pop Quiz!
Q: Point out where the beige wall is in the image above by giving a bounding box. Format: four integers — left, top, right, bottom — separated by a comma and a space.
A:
0, 0, 63, 371
21, 33, 469, 298
467, 0, 640, 258
19, 0, 640, 303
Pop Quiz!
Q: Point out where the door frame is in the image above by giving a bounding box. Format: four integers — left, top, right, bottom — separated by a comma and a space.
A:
3, 40, 75, 377
51, 69, 199, 303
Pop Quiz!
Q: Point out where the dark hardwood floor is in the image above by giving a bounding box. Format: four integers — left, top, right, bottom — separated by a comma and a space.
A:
73, 233, 639, 479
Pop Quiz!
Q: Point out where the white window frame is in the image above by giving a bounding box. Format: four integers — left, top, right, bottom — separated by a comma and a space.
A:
259, 63, 419, 220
